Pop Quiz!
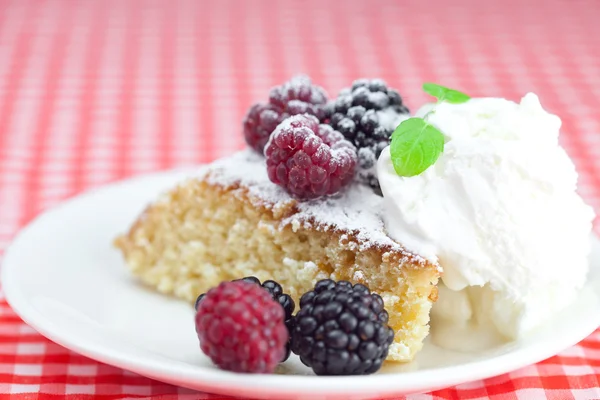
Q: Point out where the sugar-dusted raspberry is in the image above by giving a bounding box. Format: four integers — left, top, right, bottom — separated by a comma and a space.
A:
264, 114, 357, 199
243, 103, 284, 154
195, 281, 288, 373
243, 76, 328, 153
269, 75, 327, 111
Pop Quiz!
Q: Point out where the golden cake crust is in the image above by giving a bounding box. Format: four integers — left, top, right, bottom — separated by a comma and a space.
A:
115, 150, 440, 362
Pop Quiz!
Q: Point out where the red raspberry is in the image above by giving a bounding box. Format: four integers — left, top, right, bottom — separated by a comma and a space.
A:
243, 76, 328, 153
195, 281, 288, 373
264, 114, 357, 199
269, 75, 327, 110
243, 103, 283, 154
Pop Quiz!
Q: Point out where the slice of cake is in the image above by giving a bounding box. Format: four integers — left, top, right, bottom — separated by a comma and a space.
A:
115, 150, 440, 362
116, 76, 441, 364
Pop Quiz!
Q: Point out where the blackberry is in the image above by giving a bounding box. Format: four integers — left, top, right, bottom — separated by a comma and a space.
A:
195, 276, 296, 362
243, 75, 328, 153
290, 279, 395, 375
322, 79, 409, 193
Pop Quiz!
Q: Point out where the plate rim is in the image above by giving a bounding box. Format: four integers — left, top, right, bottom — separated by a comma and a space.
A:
2, 170, 600, 398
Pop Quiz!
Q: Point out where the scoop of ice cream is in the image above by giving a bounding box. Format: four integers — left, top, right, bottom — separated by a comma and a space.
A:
377, 93, 595, 342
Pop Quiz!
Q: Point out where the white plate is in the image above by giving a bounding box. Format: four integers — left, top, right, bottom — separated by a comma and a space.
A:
2, 169, 600, 400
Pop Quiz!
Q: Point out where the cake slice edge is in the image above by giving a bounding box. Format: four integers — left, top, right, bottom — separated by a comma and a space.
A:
114, 151, 440, 362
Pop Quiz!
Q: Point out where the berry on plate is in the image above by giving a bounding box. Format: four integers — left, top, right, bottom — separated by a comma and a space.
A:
243, 75, 328, 153
322, 79, 409, 192
264, 114, 357, 199
236, 277, 295, 361
291, 279, 395, 375
195, 277, 295, 362
194, 280, 289, 373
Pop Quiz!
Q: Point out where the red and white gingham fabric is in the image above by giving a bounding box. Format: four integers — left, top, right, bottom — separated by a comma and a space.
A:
0, 0, 599, 398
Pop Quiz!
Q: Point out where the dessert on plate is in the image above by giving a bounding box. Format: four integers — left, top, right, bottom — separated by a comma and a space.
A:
115, 76, 595, 369
115, 76, 440, 363
377, 89, 595, 349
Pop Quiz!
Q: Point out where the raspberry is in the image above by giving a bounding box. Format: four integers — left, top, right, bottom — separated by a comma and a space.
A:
243, 76, 328, 153
243, 103, 284, 154
264, 114, 357, 199
195, 277, 296, 362
236, 277, 295, 362
269, 75, 327, 111
322, 79, 409, 193
194, 281, 288, 373
290, 279, 394, 376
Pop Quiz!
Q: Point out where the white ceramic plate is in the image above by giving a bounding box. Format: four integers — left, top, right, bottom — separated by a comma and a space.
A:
2, 169, 600, 400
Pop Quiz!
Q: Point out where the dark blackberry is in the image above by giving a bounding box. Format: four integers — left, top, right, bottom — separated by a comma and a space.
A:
243, 75, 328, 153
194, 293, 206, 311
195, 276, 296, 362
290, 279, 394, 375
322, 79, 409, 193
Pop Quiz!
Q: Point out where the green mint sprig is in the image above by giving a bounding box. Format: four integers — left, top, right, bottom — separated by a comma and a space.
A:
423, 82, 471, 104
390, 83, 470, 177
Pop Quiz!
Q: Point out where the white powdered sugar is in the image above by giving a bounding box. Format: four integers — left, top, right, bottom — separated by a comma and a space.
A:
270, 75, 328, 105
205, 150, 285, 203
357, 147, 378, 183
376, 107, 409, 132
203, 149, 428, 261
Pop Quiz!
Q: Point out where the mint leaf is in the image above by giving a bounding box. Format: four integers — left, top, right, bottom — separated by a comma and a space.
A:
423, 83, 470, 104
390, 118, 444, 177
443, 89, 470, 104
422, 83, 447, 101
388, 82, 467, 177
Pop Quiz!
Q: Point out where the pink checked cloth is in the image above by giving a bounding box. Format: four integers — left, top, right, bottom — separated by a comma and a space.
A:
0, 0, 598, 398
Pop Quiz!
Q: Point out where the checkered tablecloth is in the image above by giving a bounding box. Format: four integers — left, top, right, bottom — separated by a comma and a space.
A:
0, 0, 599, 398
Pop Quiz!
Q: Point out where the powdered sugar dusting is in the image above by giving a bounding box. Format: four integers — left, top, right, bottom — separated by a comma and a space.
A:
206, 150, 285, 203
357, 147, 379, 184
377, 107, 409, 132
204, 149, 428, 263
270, 75, 328, 105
